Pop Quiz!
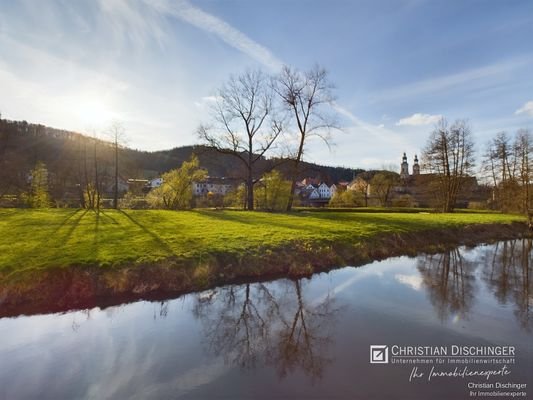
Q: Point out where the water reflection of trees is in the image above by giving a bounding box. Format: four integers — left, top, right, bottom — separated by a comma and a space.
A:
270, 280, 334, 380
192, 279, 337, 381
480, 239, 532, 330
417, 239, 532, 330
417, 249, 477, 321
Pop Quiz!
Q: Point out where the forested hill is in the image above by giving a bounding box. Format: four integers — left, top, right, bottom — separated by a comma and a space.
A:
0, 119, 361, 197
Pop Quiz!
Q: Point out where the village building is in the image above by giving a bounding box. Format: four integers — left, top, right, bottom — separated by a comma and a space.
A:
330, 183, 347, 196
296, 178, 337, 206
395, 153, 487, 208
400, 152, 420, 179
340, 154, 488, 208
192, 177, 237, 196
148, 177, 163, 189
127, 179, 149, 195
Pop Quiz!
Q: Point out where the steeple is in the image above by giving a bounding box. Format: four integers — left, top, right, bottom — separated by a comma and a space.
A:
400, 152, 409, 179
413, 154, 420, 176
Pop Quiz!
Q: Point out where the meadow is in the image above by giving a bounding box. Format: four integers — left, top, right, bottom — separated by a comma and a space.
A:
0, 208, 524, 274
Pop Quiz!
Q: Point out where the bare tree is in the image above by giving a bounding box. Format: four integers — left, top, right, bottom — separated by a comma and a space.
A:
348, 172, 371, 207
193, 284, 276, 369
480, 239, 533, 330
422, 118, 475, 212
198, 69, 283, 210
482, 130, 532, 213
274, 65, 337, 211
193, 279, 338, 380
482, 132, 515, 184
78, 131, 103, 211
107, 121, 126, 209
418, 249, 476, 321
93, 135, 101, 211
515, 129, 532, 215
370, 171, 399, 207
269, 280, 336, 381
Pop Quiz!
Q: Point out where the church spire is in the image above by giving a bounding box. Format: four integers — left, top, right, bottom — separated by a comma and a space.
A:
413, 154, 420, 176
400, 152, 409, 179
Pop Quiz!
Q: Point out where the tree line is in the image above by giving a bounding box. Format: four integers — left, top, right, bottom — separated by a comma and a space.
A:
482, 129, 533, 213
421, 118, 532, 214
0, 112, 355, 209
1, 66, 531, 214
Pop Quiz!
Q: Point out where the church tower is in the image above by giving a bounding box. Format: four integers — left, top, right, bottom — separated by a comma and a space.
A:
400, 152, 409, 179
413, 154, 420, 176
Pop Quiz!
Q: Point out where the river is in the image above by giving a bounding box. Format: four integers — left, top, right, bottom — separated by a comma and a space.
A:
1, 239, 532, 399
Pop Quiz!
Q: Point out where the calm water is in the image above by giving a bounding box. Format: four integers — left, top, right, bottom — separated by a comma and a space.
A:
1, 240, 532, 399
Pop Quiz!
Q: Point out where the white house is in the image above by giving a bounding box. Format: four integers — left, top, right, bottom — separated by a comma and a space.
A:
148, 177, 163, 188
317, 183, 331, 199
302, 183, 332, 199
192, 177, 236, 196
308, 188, 320, 199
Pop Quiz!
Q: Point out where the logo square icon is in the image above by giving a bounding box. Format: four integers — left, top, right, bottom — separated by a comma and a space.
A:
370, 345, 389, 364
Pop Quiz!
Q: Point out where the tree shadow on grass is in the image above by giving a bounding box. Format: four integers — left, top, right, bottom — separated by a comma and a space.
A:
48, 209, 90, 263
51, 209, 84, 231
118, 210, 176, 257
195, 210, 255, 225
196, 210, 325, 232
195, 210, 332, 235
99, 210, 120, 225
35, 209, 88, 247
194, 209, 432, 240
10, 209, 88, 274
283, 212, 433, 233
92, 210, 101, 258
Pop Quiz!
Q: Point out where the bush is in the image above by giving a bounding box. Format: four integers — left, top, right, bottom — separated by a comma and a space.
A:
468, 201, 489, 210
147, 155, 207, 210
255, 171, 291, 211
329, 190, 365, 207
391, 194, 415, 208
119, 192, 149, 209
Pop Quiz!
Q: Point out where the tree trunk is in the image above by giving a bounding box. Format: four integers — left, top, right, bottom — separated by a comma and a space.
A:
246, 175, 254, 211
246, 139, 254, 211
286, 139, 305, 212
286, 177, 297, 211
94, 141, 100, 212
113, 138, 118, 209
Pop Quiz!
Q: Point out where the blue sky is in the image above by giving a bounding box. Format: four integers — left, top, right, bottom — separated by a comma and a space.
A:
0, 0, 532, 169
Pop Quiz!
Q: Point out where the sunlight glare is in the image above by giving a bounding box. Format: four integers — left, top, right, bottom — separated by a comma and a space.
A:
74, 98, 115, 127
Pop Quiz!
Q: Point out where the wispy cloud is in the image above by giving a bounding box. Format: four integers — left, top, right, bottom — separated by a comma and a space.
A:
371, 57, 531, 103
147, 1, 410, 168
193, 95, 220, 108
308, 103, 417, 168
515, 100, 533, 117
0, 0, 435, 167
97, 0, 169, 48
147, 0, 283, 71
396, 113, 442, 126
334, 104, 409, 148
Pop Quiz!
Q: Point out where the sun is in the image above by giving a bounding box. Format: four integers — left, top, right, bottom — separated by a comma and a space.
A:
75, 98, 115, 127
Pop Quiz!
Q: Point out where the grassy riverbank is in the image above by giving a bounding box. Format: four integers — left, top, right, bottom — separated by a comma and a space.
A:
0, 208, 525, 274
0, 208, 528, 316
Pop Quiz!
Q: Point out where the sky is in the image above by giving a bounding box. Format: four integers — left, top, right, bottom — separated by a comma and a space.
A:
0, 0, 532, 170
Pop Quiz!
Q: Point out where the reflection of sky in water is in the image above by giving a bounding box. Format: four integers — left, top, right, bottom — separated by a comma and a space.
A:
0, 241, 532, 399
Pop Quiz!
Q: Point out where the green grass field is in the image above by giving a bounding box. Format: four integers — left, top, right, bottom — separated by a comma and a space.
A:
0, 208, 524, 274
